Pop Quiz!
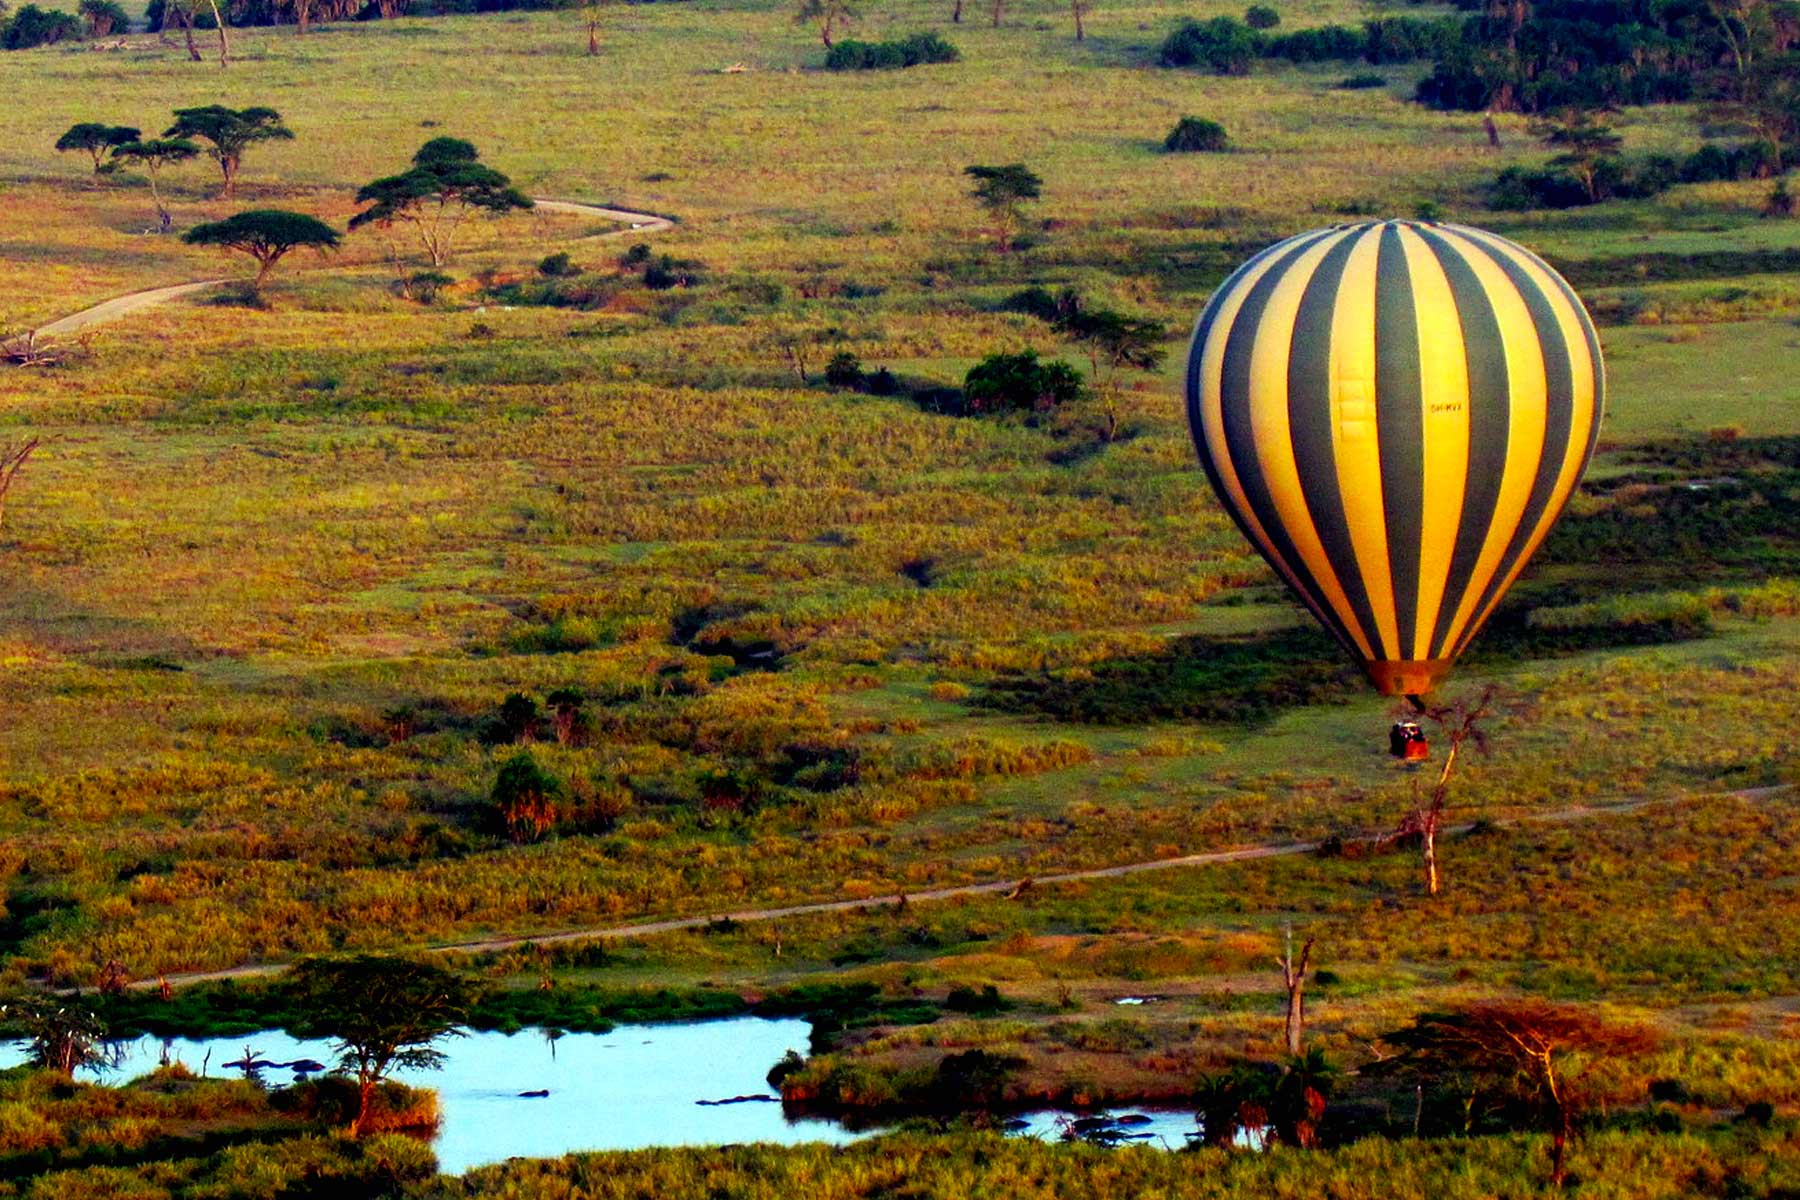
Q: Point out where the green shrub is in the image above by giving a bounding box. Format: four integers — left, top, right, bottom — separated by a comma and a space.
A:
825, 32, 959, 70
824, 351, 866, 389
1263, 22, 1363, 61
1338, 72, 1387, 88
1164, 116, 1230, 153
1765, 177, 1795, 219
1245, 3, 1279, 28
400, 271, 453, 303
538, 251, 579, 277
944, 984, 1011, 1014
1159, 17, 1262, 73
3, 4, 82, 47
491, 750, 564, 843
961, 350, 1083, 414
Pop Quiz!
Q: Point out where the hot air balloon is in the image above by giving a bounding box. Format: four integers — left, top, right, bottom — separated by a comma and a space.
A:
1185, 220, 1604, 705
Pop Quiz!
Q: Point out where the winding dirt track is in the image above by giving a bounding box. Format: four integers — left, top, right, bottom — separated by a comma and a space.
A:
131, 784, 1793, 991
30, 199, 674, 338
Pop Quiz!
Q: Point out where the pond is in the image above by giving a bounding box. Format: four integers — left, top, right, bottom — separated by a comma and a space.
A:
0, 1016, 1208, 1172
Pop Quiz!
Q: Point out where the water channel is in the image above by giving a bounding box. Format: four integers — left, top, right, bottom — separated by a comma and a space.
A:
0, 1015, 1204, 1172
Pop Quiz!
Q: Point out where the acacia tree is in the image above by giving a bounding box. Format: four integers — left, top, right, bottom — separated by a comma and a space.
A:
349, 138, 533, 268
756, 319, 843, 383
963, 162, 1041, 253
1722, 52, 1800, 170
1529, 108, 1623, 203
112, 138, 199, 231
54, 123, 140, 175
286, 957, 477, 1137
794, 0, 854, 46
182, 209, 340, 291
166, 106, 294, 197
0, 992, 106, 1076
1380, 1002, 1656, 1186
1062, 305, 1166, 441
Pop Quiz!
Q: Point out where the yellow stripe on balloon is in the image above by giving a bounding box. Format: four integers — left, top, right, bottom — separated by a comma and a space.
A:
1244, 228, 1374, 660
1433, 227, 1548, 653
1195, 241, 1340, 638
1326, 226, 1401, 660
1447, 227, 1601, 654
1395, 224, 1470, 661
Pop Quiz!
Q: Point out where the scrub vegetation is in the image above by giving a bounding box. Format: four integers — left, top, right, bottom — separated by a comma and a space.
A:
0, 0, 1798, 1194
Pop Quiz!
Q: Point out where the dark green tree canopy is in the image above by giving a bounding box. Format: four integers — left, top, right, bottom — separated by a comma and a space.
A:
3, 4, 81, 49
963, 162, 1041, 207
286, 956, 478, 1136
412, 136, 481, 168
349, 139, 533, 267
962, 349, 1083, 414
113, 137, 200, 165
165, 105, 294, 196
112, 138, 201, 227
182, 209, 340, 286
1164, 115, 1230, 153
55, 123, 142, 173
962, 162, 1042, 252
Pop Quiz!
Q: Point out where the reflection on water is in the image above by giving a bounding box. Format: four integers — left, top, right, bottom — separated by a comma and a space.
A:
0, 1016, 858, 1174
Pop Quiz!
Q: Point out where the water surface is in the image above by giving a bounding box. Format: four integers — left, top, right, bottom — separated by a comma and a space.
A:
2, 1016, 856, 1173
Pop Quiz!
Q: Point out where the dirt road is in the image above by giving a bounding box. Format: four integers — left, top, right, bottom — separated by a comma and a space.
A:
129, 785, 1792, 991
30, 198, 672, 338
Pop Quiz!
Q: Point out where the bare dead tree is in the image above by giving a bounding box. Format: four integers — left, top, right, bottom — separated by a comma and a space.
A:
582, 0, 603, 53
1, 333, 64, 368
203, 0, 230, 67
1278, 925, 1314, 1056
165, 0, 204, 61
1383, 685, 1499, 896
1070, 0, 1091, 40
0, 437, 41, 531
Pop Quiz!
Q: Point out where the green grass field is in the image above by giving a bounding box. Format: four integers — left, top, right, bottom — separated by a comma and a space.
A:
2, 0, 1799, 1193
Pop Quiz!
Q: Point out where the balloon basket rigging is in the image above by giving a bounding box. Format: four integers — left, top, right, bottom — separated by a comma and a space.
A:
1389, 720, 1430, 761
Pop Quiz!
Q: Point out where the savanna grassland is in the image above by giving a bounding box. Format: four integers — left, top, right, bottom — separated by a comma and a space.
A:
1, 0, 1799, 1193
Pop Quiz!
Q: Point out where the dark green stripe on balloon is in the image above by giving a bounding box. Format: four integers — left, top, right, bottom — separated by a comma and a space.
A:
1416, 226, 1510, 660
1218, 227, 1364, 657
1450, 230, 1575, 656
1287, 226, 1382, 658
1374, 222, 1424, 660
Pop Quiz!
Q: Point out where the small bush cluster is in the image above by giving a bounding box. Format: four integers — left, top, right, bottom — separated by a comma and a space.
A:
1164, 116, 1230, 153
1159, 14, 1456, 72
1492, 141, 1781, 211
3, 3, 81, 48
825, 32, 959, 70
962, 350, 1084, 415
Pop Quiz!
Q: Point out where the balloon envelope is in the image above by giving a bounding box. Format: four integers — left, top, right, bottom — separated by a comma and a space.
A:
1184, 220, 1604, 697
